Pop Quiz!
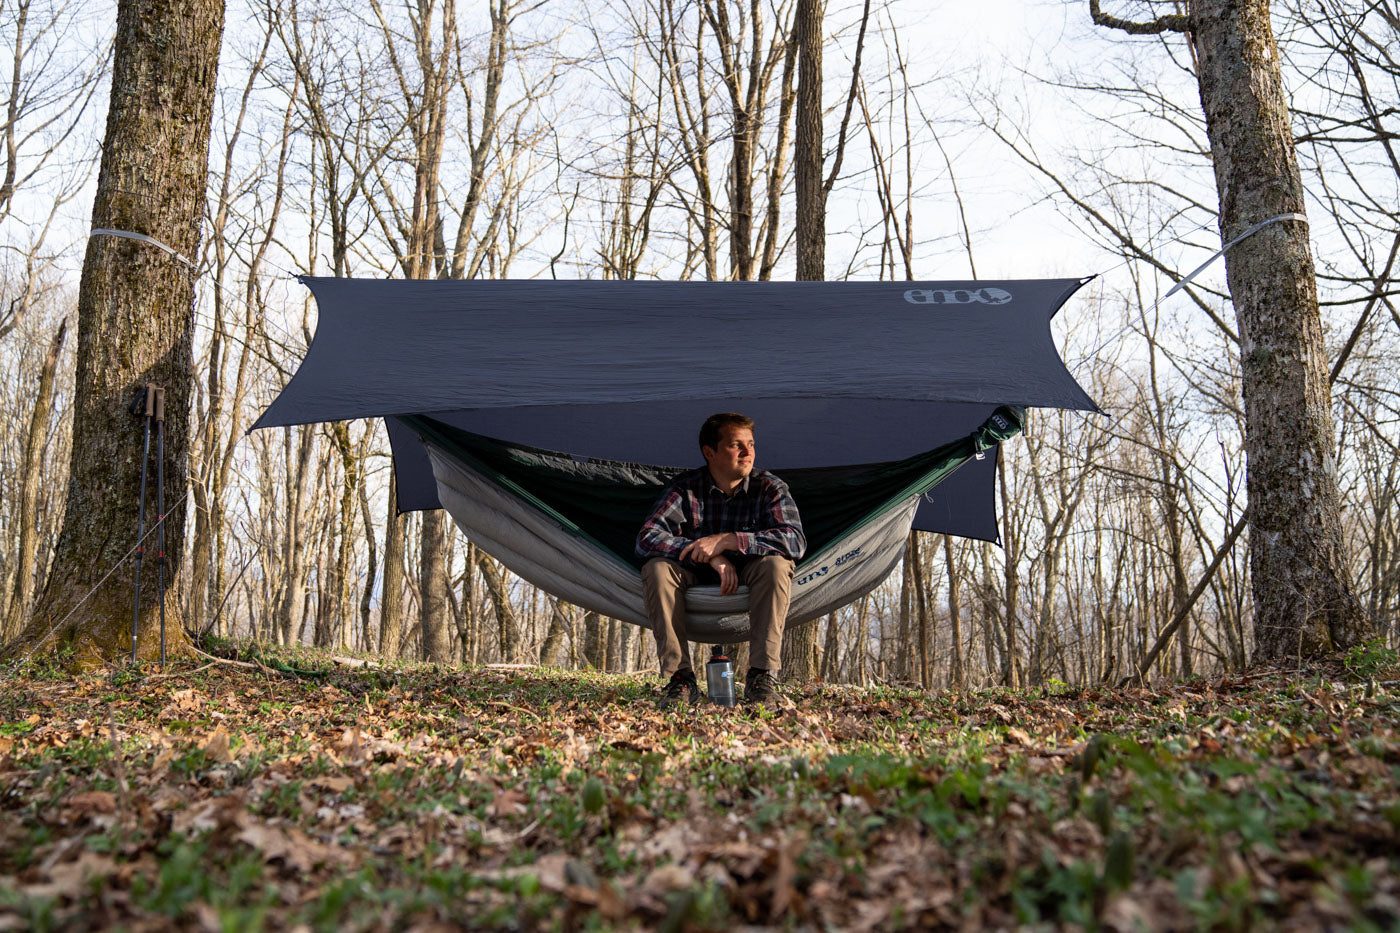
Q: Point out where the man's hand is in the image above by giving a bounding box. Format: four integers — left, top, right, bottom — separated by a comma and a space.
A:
679, 532, 738, 564
710, 555, 738, 595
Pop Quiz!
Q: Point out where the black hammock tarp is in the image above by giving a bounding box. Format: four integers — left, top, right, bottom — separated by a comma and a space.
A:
253, 277, 1099, 641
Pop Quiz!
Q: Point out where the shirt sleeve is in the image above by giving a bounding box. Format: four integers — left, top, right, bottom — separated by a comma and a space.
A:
733, 476, 806, 561
635, 485, 691, 561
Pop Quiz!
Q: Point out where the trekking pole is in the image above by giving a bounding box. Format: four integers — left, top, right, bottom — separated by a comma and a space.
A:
154, 387, 168, 669
128, 386, 155, 665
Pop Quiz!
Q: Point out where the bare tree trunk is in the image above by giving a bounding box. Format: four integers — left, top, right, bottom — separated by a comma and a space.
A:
419, 510, 451, 662
540, 599, 568, 666
979, 542, 1000, 682
944, 535, 963, 689
616, 620, 632, 672
9, 0, 225, 665
583, 611, 604, 669
1190, 0, 1365, 657
463, 540, 477, 663
793, 0, 823, 281
476, 550, 518, 662
607, 617, 621, 671
897, 536, 913, 679
399, 0, 456, 663
1090, 0, 1368, 659
322, 421, 359, 650
356, 465, 377, 653
911, 532, 932, 689
276, 426, 313, 646
379, 472, 407, 657
780, 0, 823, 681
998, 459, 1021, 688
3, 319, 67, 643
820, 610, 839, 679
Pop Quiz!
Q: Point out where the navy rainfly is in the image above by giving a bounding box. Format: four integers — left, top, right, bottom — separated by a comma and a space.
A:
253, 278, 1100, 641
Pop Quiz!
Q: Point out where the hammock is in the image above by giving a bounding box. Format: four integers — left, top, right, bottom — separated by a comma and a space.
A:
253, 277, 1098, 639
402, 406, 1022, 640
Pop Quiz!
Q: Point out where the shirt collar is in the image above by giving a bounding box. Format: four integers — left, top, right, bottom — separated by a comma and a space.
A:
706, 471, 751, 497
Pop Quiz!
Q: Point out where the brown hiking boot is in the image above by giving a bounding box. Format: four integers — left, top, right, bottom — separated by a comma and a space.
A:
658, 670, 702, 708
742, 668, 780, 706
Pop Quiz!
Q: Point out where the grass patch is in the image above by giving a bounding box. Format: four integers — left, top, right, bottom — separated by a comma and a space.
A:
0, 643, 1396, 929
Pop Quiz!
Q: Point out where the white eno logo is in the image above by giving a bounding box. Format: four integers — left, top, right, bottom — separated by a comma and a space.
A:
904, 287, 1013, 306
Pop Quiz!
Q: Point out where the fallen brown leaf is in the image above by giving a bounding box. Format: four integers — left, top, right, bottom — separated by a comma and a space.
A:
237, 819, 342, 873
202, 726, 233, 764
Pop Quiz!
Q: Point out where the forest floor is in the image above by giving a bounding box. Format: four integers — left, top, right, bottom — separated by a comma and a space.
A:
1, 641, 1398, 932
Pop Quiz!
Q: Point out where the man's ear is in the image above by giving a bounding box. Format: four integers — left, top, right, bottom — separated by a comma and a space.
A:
700, 445, 716, 463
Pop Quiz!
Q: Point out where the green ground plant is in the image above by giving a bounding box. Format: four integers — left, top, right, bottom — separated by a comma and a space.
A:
1, 642, 1397, 930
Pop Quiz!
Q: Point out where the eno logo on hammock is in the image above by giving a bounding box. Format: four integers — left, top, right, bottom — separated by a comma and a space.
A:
796, 546, 863, 587
904, 287, 1013, 306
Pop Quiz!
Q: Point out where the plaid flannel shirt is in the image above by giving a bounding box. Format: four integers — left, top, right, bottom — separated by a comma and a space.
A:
636, 467, 806, 564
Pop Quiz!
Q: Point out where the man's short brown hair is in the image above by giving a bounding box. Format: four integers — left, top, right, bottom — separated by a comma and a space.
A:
699, 412, 755, 450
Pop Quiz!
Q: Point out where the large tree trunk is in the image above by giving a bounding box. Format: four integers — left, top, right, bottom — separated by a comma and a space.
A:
8, 0, 224, 666
2, 320, 67, 643
1089, 0, 1369, 662
1189, 0, 1366, 658
399, 0, 455, 664
780, 0, 824, 682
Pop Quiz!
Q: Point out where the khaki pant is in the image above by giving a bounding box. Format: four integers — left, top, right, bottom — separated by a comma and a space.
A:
642, 555, 794, 677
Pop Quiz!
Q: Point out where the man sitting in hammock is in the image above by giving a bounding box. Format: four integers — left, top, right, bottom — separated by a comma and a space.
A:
636, 413, 806, 707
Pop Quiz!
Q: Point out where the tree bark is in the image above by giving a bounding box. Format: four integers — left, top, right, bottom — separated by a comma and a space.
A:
1189, 0, 1366, 657
356, 463, 377, 653
820, 610, 838, 679
998, 458, 1021, 688
379, 472, 407, 656
780, 0, 824, 682
944, 535, 963, 688
794, 0, 824, 280
476, 550, 518, 662
322, 421, 359, 650
896, 534, 913, 679
540, 599, 568, 666
276, 426, 313, 646
1089, 0, 1370, 661
911, 532, 932, 689
9, 0, 224, 666
419, 509, 451, 662
583, 611, 604, 669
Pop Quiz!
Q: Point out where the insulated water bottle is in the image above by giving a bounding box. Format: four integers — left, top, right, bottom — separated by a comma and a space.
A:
706, 646, 737, 706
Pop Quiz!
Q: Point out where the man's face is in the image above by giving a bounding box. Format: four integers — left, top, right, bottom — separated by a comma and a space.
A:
703, 426, 755, 488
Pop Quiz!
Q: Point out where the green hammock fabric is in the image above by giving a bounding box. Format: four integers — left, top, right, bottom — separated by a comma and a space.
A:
397, 406, 1024, 571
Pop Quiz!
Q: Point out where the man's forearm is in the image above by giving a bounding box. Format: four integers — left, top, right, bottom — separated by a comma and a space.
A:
740, 525, 806, 561
636, 488, 691, 560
